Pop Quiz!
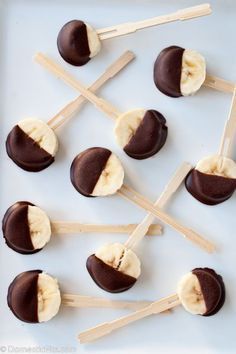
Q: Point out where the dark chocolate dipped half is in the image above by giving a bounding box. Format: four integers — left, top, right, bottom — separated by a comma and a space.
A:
6, 119, 58, 172
2, 201, 51, 254
7, 270, 42, 323
86, 255, 137, 293
124, 110, 168, 159
70, 147, 124, 197
153, 46, 206, 97
57, 20, 101, 66
2, 201, 37, 254
192, 268, 225, 316
70, 147, 111, 196
153, 46, 184, 97
185, 169, 236, 205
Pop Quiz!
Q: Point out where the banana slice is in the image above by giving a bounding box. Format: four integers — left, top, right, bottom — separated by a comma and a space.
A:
70, 147, 124, 197
154, 46, 206, 97
95, 243, 141, 278
87, 243, 141, 293
177, 268, 225, 316
57, 20, 101, 66
7, 270, 61, 323
114, 109, 168, 159
177, 272, 206, 315
180, 49, 206, 96
195, 155, 236, 178
28, 205, 51, 250
37, 273, 61, 322
2, 201, 51, 254
185, 155, 236, 205
6, 118, 59, 172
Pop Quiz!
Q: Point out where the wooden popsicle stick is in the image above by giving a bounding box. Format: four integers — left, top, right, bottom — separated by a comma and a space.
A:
51, 221, 162, 236
62, 294, 152, 311
124, 162, 192, 249
97, 4, 211, 40
34, 53, 121, 120
118, 184, 215, 253
204, 75, 236, 94
47, 51, 135, 130
218, 88, 236, 157
78, 293, 180, 343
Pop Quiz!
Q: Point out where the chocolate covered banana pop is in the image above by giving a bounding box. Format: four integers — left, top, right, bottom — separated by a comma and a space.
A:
7, 270, 153, 323
86, 163, 192, 293
70, 146, 215, 253
2, 201, 162, 255
185, 89, 236, 205
6, 51, 134, 172
57, 4, 211, 66
79, 267, 225, 343
154, 46, 236, 97
35, 53, 168, 160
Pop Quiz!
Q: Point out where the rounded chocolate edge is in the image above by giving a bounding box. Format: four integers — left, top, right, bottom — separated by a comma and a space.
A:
86, 255, 137, 293
70, 156, 95, 198
6, 127, 55, 172
7, 270, 42, 323
124, 110, 168, 160
70, 147, 112, 197
192, 268, 225, 316
2, 201, 42, 255
57, 20, 91, 66
185, 169, 236, 206
153, 46, 184, 98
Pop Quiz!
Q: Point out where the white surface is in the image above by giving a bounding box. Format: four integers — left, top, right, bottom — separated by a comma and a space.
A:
0, 0, 235, 353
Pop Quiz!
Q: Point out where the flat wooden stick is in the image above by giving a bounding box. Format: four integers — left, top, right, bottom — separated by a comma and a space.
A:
118, 184, 215, 253
51, 222, 162, 236
62, 294, 152, 311
204, 75, 236, 94
124, 162, 192, 249
97, 4, 211, 40
34, 53, 121, 119
218, 88, 236, 157
78, 293, 180, 343
47, 51, 135, 129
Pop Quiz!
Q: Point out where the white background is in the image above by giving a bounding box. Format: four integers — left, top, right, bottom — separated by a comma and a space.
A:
0, 0, 235, 353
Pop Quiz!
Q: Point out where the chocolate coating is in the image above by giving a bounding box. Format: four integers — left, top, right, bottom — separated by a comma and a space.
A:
86, 255, 137, 293
7, 270, 41, 323
6, 125, 54, 172
2, 201, 41, 255
153, 46, 184, 97
124, 110, 168, 159
57, 20, 91, 66
185, 169, 236, 205
70, 147, 111, 197
192, 268, 225, 316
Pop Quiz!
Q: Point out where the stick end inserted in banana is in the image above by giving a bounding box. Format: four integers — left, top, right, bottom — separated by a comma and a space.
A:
87, 243, 141, 293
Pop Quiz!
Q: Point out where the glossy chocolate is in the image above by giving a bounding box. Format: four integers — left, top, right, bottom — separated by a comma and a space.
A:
70, 147, 111, 197
57, 20, 91, 66
153, 46, 184, 97
192, 268, 225, 316
185, 169, 236, 205
6, 125, 54, 172
7, 270, 41, 323
2, 201, 40, 255
124, 110, 168, 159
86, 255, 137, 293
